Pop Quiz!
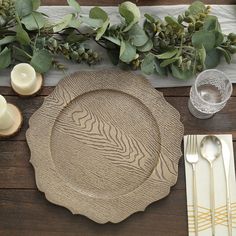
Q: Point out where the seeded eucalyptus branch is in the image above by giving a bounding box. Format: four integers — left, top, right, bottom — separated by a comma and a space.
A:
0, 0, 235, 79
91, 1, 236, 80
0, 0, 100, 73
143, 2, 236, 79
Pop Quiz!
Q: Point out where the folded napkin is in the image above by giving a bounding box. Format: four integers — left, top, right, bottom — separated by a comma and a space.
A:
184, 135, 236, 236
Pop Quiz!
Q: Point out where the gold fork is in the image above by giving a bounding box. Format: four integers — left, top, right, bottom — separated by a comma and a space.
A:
186, 135, 199, 236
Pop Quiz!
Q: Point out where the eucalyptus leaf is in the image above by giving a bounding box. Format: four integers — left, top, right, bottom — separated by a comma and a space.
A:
68, 16, 81, 28
0, 0, 234, 79
21, 12, 46, 30
198, 44, 206, 67
12, 46, 32, 62
81, 16, 103, 28
128, 24, 149, 47
15, 0, 33, 18
103, 36, 121, 46
141, 53, 155, 75
192, 30, 215, 51
30, 49, 52, 73
143, 20, 155, 38
171, 64, 193, 80
189, 1, 206, 15
0, 47, 11, 69
119, 40, 136, 63
214, 30, 224, 46
35, 37, 46, 49
119, 1, 141, 32
205, 48, 221, 68
203, 15, 221, 32
53, 14, 73, 33
16, 25, 31, 45
90, 7, 108, 22
89, 7, 110, 40
156, 48, 178, 59
137, 39, 153, 52
32, 0, 41, 10
154, 59, 167, 76
0, 36, 16, 46
216, 47, 231, 64
160, 57, 178, 67
67, 0, 81, 12
96, 20, 109, 40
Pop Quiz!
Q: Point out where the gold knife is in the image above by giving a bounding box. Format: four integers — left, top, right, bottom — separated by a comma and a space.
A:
221, 139, 232, 236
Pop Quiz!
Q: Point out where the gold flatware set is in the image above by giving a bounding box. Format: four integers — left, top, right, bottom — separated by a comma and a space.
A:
186, 135, 232, 236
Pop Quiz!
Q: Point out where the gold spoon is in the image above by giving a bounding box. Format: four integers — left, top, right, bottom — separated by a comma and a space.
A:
200, 135, 222, 236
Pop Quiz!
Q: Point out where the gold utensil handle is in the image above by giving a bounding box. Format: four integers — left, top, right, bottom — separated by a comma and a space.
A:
226, 181, 232, 236
192, 163, 198, 236
210, 164, 215, 236
220, 139, 232, 236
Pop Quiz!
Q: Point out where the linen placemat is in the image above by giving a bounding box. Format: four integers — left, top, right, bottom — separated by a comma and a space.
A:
184, 134, 236, 236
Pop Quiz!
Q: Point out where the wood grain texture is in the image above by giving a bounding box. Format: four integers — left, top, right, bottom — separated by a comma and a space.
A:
41, 0, 236, 5
1, 0, 236, 232
1, 77, 236, 234
0, 141, 185, 190
0, 189, 187, 236
1, 85, 236, 97
26, 70, 184, 223
1, 95, 235, 141
0, 142, 235, 235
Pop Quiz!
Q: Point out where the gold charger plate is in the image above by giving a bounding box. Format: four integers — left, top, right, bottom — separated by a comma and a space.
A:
26, 70, 184, 223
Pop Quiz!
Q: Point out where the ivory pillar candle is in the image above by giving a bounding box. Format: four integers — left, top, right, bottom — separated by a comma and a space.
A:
11, 63, 37, 95
0, 95, 14, 130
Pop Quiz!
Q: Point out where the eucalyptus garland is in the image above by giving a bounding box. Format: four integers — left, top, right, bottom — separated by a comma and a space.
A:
0, 0, 235, 79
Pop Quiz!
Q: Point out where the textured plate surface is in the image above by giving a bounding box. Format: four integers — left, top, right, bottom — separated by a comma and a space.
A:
26, 70, 184, 223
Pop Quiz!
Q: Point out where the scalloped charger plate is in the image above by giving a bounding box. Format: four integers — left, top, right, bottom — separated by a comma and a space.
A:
26, 70, 184, 223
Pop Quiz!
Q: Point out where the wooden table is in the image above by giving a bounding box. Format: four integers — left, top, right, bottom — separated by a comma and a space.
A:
0, 85, 235, 236
1, 1, 236, 235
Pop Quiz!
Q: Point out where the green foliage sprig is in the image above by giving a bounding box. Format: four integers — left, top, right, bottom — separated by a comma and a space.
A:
0, 0, 100, 73
0, 0, 235, 79
95, 1, 236, 79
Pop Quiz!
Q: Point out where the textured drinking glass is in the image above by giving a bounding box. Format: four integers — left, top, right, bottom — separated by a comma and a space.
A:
188, 69, 233, 119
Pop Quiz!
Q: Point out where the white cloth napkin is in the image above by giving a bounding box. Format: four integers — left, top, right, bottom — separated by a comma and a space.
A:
184, 134, 236, 236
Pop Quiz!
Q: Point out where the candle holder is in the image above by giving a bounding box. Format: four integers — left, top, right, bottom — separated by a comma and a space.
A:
11, 63, 43, 97
0, 95, 23, 138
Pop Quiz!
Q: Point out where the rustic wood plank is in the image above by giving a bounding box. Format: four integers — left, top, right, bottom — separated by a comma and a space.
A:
41, 0, 236, 6
0, 140, 235, 190
0, 141, 30, 168
1, 85, 236, 97
0, 141, 36, 189
0, 189, 187, 236
166, 97, 236, 139
0, 77, 235, 233
160, 86, 236, 97
5, 146, 181, 189
0, 96, 235, 141
3, 142, 182, 189
0, 141, 234, 234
